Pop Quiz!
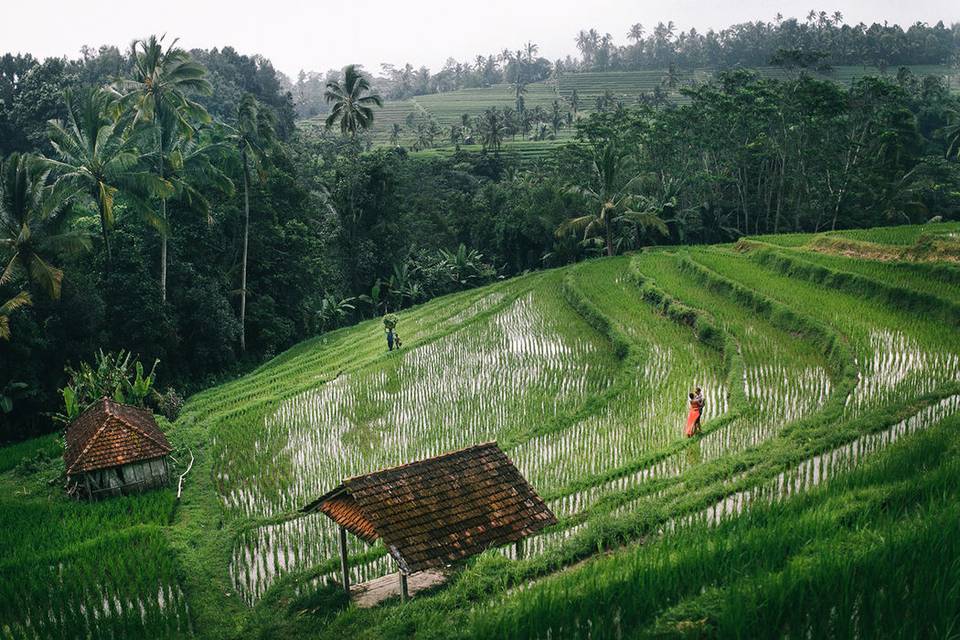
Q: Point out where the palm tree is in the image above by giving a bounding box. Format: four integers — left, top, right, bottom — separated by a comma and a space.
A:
1, 152, 86, 301
480, 108, 504, 152
576, 30, 599, 67
390, 123, 402, 146
628, 23, 645, 66
567, 89, 580, 115
502, 108, 517, 140
114, 34, 212, 302
324, 64, 383, 136
551, 59, 564, 95
550, 100, 564, 135
557, 143, 668, 257
450, 124, 463, 149
664, 63, 681, 89
223, 94, 275, 352
512, 76, 528, 113
157, 107, 233, 224
1, 153, 88, 339
942, 108, 960, 159
524, 41, 539, 63
46, 88, 168, 268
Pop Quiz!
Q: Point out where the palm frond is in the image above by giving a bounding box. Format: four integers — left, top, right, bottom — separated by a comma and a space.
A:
0, 291, 32, 340
620, 210, 670, 236
0, 254, 22, 287
27, 252, 63, 299
555, 214, 596, 238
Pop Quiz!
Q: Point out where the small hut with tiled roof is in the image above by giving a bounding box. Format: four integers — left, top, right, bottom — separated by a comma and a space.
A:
301, 442, 556, 600
65, 397, 172, 499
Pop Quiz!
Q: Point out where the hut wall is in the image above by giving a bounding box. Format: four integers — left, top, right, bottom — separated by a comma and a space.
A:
73, 457, 169, 499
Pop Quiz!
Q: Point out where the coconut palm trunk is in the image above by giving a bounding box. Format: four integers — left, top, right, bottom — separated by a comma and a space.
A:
115, 35, 213, 303
158, 125, 168, 302
98, 198, 112, 266
605, 215, 614, 257
159, 202, 168, 300
239, 149, 250, 352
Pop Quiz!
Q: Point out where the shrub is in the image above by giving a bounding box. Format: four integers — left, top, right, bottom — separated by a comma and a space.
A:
154, 388, 184, 422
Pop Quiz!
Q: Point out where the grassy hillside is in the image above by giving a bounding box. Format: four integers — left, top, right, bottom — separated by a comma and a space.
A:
1, 221, 959, 639
301, 65, 960, 158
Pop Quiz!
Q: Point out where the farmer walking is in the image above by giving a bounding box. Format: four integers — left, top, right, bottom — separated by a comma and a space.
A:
383, 313, 399, 351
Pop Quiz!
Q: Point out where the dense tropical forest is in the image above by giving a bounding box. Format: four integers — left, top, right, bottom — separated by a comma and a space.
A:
295, 12, 960, 111
2, 13, 960, 442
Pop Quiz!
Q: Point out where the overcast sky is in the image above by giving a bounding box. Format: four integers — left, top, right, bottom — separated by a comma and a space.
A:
3, 1, 957, 79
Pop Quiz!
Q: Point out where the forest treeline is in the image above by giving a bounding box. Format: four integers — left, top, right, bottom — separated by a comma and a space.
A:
293, 11, 960, 115
2, 29, 960, 441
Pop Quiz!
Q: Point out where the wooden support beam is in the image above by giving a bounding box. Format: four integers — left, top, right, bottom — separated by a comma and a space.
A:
399, 571, 409, 603
515, 539, 524, 560
338, 526, 350, 594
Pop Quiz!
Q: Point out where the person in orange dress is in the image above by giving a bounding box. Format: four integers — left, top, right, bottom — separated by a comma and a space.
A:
685, 391, 701, 437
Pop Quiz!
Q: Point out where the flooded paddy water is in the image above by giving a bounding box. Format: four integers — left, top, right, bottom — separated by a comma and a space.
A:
227, 286, 618, 601
224, 249, 959, 608
670, 394, 960, 530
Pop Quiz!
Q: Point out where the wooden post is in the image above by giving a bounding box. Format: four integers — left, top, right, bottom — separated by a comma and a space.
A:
399, 571, 408, 603
338, 526, 350, 595
515, 539, 524, 560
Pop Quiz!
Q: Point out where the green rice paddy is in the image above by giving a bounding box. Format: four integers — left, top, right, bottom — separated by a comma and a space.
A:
300, 65, 960, 161
1, 221, 958, 639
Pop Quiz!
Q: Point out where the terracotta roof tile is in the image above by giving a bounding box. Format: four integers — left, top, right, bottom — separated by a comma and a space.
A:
302, 442, 556, 573
64, 398, 172, 475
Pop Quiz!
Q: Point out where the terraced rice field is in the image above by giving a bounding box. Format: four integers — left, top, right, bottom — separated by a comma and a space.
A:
1, 222, 958, 639
300, 65, 960, 158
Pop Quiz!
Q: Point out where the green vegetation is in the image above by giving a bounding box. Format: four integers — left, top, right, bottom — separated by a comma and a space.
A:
470, 415, 960, 639
2, 222, 958, 638
0, 467, 187, 639
2, 11, 960, 639
316, 64, 960, 152
5, 29, 960, 444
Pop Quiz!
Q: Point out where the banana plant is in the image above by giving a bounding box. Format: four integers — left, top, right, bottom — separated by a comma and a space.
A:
57, 349, 160, 422
129, 359, 159, 405
61, 386, 80, 421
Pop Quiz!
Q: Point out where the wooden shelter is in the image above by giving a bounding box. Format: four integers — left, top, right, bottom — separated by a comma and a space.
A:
301, 442, 556, 600
64, 397, 172, 499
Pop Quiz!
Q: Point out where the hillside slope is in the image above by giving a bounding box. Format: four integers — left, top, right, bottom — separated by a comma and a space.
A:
1, 221, 959, 639
301, 65, 960, 155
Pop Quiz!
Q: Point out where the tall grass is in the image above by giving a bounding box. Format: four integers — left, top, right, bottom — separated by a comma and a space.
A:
467, 416, 960, 640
